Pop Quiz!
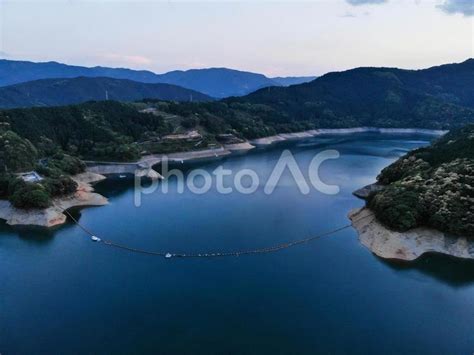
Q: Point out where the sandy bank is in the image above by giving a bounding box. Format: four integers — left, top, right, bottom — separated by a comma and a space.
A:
87, 126, 445, 173
349, 207, 474, 261
224, 142, 256, 151
250, 127, 447, 147
163, 147, 232, 162
0, 172, 108, 228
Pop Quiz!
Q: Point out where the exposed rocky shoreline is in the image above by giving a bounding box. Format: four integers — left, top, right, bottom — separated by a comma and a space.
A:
0, 172, 108, 227
1, 127, 447, 228
352, 183, 385, 199
85, 127, 446, 176
249, 127, 447, 147
349, 207, 474, 261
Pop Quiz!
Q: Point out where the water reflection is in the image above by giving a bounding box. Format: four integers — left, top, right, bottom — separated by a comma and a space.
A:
0, 221, 57, 244
0, 207, 93, 245
93, 176, 135, 199
380, 253, 474, 288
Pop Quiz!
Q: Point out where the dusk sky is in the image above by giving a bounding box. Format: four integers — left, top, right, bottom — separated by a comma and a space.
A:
0, 0, 472, 76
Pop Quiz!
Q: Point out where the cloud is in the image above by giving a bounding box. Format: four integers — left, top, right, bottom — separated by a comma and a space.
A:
340, 11, 357, 17
437, 0, 474, 16
95, 53, 153, 68
346, 0, 388, 5
339, 10, 372, 18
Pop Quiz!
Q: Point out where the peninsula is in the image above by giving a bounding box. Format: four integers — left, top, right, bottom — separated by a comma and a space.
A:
350, 124, 474, 261
0, 172, 107, 227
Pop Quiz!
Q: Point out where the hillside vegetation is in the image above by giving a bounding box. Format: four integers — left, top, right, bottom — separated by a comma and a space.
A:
0, 123, 85, 208
228, 59, 474, 130
368, 125, 474, 236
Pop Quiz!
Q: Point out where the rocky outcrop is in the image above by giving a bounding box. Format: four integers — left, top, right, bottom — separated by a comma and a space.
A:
353, 183, 385, 199
349, 207, 474, 261
134, 168, 163, 180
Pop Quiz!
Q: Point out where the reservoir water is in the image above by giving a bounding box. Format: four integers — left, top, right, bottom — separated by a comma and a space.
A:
1, 133, 474, 354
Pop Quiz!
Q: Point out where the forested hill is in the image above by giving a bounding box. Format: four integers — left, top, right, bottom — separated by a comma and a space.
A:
0, 77, 212, 108
227, 59, 474, 129
395, 58, 474, 107
368, 124, 474, 236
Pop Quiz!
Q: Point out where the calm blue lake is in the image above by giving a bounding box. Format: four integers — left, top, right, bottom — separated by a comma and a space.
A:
1, 133, 474, 354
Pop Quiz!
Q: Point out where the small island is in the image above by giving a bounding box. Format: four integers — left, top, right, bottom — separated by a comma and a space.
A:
351, 124, 474, 260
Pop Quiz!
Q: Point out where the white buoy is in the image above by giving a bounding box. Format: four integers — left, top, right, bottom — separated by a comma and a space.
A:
165, 253, 172, 258
91, 236, 101, 242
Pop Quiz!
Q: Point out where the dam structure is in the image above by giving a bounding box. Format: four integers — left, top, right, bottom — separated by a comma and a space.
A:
84, 147, 233, 179
84, 161, 163, 180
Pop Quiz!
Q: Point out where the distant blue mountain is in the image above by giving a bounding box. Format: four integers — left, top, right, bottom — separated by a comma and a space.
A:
154, 68, 277, 98
0, 77, 211, 108
0, 59, 316, 98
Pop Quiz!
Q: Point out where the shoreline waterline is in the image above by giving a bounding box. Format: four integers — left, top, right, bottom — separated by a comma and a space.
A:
88, 126, 448, 169
249, 127, 447, 147
0, 172, 108, 227
349, 207, 474, 261
1, 128, 445, 228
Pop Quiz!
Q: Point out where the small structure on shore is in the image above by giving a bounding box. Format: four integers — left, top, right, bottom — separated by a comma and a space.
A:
18, 171, 43, 183
140, 107, 158, 114
163, 130, 202, 141
216, 133, 246, 145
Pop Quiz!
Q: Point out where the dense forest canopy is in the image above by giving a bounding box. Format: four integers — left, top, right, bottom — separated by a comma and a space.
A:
227, 59, 474, 129
0, 122, 85, 208
369, 124, 474, 236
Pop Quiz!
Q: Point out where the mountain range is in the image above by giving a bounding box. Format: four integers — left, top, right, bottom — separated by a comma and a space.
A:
0, 59, 316, 99
0, 77, 211, 108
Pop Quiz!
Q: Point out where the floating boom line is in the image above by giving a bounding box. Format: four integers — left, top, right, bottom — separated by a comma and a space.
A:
63, 209, 371, 259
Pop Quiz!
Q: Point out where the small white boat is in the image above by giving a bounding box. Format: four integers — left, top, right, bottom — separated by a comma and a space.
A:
119, 174, 127, 178
91, 236, 101, 242
165, 253, 172, 258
